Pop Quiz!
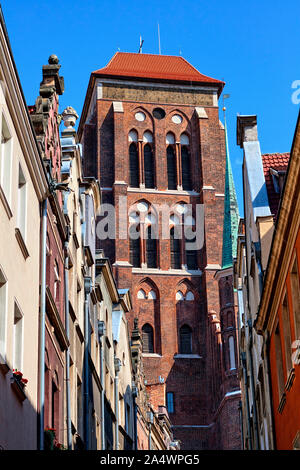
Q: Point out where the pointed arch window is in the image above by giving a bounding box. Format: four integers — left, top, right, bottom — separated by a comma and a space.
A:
129, 223, 140, 267
170, 226, 181, 269
146, 225, 157, 268
142, 323, 154, 353
180, 134, 191, 190
129, 142, 139, 187
185, 220, 197, 270
179, 324, 192, 354
144, 143, 154, 188
167, 145, 177, 190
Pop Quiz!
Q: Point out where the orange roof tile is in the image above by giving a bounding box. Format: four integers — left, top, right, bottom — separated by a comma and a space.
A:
261, 153, 290, 218
92, 52, 224, 93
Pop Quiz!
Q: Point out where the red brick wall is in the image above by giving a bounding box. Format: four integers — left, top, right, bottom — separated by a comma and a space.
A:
82, 81, 241, 449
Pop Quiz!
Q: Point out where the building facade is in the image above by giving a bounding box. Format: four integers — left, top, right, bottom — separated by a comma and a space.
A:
0, 8, 48, 450
234, 115, 290, 449
79, 52, 241, 449
255, 111, 300, 450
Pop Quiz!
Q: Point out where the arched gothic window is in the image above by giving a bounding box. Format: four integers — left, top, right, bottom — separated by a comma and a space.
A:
129, 142, 139, 187
142, 323, 154, 353
129, 223, 140, 267
179, 324, 192, 354
170, 226, 181, 269
180, 134, 191, 190
167, 145, 177, 190
144, 143, 154, 188
146, 225, 157, 268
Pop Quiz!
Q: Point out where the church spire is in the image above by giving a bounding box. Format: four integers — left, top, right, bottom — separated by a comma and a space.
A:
221, 102, 239, 269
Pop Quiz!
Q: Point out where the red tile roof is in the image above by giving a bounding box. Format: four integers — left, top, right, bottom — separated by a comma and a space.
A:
261, 153, 290, 218
92, 52, 224, 93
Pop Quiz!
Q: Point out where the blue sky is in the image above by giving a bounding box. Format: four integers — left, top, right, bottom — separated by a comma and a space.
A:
2, 0, 300, 214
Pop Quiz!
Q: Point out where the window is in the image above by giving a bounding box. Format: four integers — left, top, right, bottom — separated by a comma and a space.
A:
290, 256, 300, 340
179, 325, 192, 354
229, 336, 236, 370
54, 260, 60, 303
144, 143, 154, 189
129, 142, 139, 187
185, 224, 197, 270
170, 227, 181, 269
0, 112, 12, 203
129, 224, 140, 267
180, 134, 191, 190
0, 269, 7, 361
17, 164, 27, 240
166, 392, 174, 414
275, 324, 285, 399
142, 323, 154, 353
13, 302, 23, 371
167, 145, 177, 190
282, 294, 293, 376
146, 225, 157, 268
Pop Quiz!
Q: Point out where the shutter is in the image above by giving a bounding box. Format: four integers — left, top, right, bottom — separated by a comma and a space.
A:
129, 225, 140, 267
142, 324, 154, 353
180, 325, 192, 354
167, 146, 177, 189
129, 143, 139, 187
170, 227, 181, 269
144, 144, 155, 188
146, 226, 157, 268
181, 146, 192, 190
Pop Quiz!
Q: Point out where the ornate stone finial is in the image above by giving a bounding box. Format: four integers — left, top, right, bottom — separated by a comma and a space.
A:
61, 106, 79, 128
48, 54, 59, 65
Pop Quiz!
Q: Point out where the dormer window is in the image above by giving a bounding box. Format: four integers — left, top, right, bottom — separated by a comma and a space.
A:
270, 167, 286, 194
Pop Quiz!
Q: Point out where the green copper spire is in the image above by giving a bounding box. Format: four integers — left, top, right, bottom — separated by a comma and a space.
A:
221, 107, 239, 269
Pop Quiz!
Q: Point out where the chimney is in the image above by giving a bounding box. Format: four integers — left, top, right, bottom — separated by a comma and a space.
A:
236, 115, 258, 148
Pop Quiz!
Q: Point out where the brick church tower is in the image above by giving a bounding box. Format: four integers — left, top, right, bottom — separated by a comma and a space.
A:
78, 52, 241, 449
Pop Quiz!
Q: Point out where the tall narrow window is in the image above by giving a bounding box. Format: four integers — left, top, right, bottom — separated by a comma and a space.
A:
166, 392, 174, 414
167, 145, 177, 189
180, 134, 191, 190
170, 227, 181, 269
13, 302, 23, 371
229, 336, 236, 370
282, 294, 293, 376
146, 225, 157, 268
185, 224, 197, 270
129, 143, 139, 187
275, 324, 285, 399
142, 323, 154, 353
17, 164, 27, 240
1, 113, 12, 203
129, 224, 140, 267
0, 269, 7, 361
179, 324, 192, 354
144, 144, 154, 188
54, 260, 60, 303
291, 257, 300, 340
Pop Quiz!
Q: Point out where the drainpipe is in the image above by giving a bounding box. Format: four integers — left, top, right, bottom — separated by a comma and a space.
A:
147, 410, 153, 450
238, 400, 244, 449
132, 383, 138, 450
38, 199, 47, 450
248, 319, 260, 449
241, 352, 252, 450
114, 358, 121, 450
64, 228, 72, 449
98, 320, 106, 449
84, 276, 92, 450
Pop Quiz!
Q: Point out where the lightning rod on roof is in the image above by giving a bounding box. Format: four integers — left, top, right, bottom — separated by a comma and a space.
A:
138, 36, 144, 53
158, 23, 161, 55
